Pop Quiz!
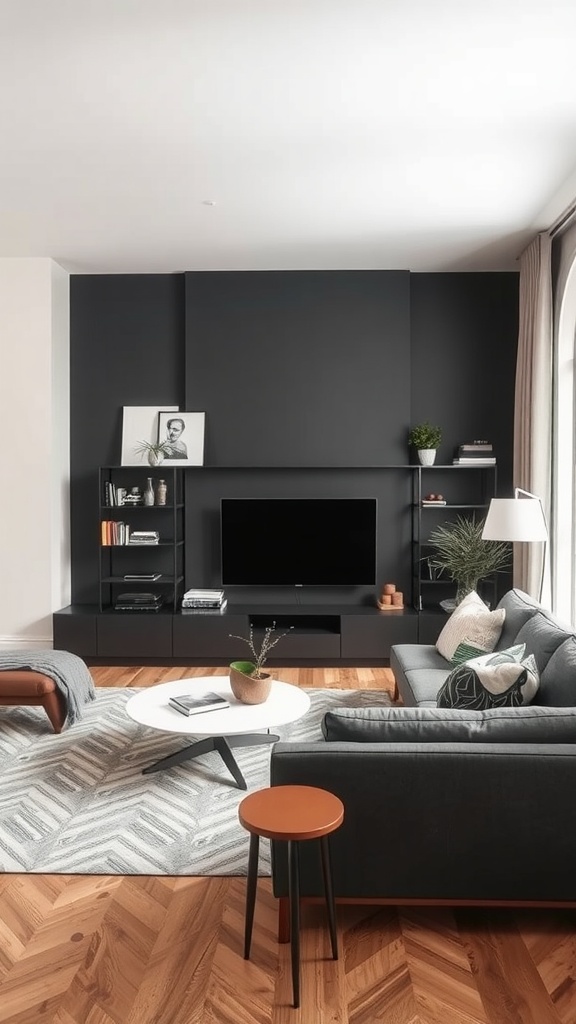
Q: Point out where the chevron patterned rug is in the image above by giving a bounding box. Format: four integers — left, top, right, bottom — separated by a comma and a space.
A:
0, 686, 390, 875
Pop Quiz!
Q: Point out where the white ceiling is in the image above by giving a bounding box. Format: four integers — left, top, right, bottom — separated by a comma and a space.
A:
1, 0, 576, 274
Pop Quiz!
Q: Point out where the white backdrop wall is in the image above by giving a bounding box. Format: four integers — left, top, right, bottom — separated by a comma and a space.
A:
0, 258, 70, 647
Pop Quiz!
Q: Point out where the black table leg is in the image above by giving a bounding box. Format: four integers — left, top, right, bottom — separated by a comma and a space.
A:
141, 731, 280, 783
287, 839, 301, 1008
244, 833, 260, 959
214, 736, 248, 790
320, 835, 338, 960
142, 735, 217, 774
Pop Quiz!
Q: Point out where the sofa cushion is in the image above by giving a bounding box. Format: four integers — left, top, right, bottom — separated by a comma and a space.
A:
514, 611, 573, 673
494, 588, 539, 650
436, 646, 539, 710
392, 645, 450, 673
321, 705, 576, 743
436, 591, 505, 661
538, 637, 576, 706
403, 669, 451, 705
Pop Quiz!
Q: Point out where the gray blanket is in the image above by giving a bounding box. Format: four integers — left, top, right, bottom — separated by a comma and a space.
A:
0, 650, 96, 726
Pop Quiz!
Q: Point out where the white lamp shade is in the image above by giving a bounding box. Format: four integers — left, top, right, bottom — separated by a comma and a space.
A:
481, 498, 548, 542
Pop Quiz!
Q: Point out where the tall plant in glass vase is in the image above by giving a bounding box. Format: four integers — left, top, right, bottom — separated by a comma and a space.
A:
228, 622, 293, 704
428, 514, 510, 607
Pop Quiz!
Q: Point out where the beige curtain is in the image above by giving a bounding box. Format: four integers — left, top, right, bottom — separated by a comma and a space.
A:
514, 232, 552, 600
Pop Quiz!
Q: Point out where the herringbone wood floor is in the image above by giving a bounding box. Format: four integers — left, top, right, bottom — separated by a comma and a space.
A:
1, 665, 575, 1023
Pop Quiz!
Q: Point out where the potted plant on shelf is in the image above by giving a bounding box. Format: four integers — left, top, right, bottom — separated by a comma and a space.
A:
408, 422, 442, 466
428, 514, 510, 609
133, 439, 172, 467
229, 622, 294, 704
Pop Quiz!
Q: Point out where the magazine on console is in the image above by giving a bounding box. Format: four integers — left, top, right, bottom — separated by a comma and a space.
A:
168, 692, 230, 716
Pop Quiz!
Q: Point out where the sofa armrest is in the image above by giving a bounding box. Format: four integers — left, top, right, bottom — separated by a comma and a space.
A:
270, 741, 576, 902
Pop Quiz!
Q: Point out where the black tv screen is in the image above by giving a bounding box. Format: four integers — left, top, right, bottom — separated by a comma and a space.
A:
220, 498, 377, 586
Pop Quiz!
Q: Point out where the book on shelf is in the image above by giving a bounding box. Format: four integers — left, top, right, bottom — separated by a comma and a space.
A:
114, 592, 164, 611
458, 441, 493, 452
455, 452, 495, 460
181, 587, 226, 609
421, 500, 447, 506
124, 573, 162, 581
181, 599, 228, 613
168, 692, 229, 716
453, 457, 496, 465
129, 530, 160, 545
100, 520, 131, 545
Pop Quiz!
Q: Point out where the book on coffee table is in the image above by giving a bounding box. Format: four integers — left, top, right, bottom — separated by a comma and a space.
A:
168, 692, 230, 716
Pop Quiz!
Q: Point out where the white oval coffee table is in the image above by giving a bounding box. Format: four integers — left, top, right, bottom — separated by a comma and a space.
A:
126, 676, 311, 789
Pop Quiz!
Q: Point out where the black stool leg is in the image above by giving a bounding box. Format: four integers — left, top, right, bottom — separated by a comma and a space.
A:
320, 836, 338, 960
287, 839, 301, 1008
244, 833, 259, 959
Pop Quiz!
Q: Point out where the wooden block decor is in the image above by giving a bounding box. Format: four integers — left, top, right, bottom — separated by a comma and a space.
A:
377, 583, 404, 610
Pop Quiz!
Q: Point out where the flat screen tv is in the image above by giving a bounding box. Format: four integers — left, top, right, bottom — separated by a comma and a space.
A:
220, 498, 377, 586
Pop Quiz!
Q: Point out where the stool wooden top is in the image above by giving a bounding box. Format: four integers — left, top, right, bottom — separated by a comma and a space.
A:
238, 785, 344, 841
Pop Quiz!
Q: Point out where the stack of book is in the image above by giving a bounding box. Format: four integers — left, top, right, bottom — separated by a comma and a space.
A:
181, 588, 227, 612
168, 692, 230, 716
453, 441, 496, 465
128, 531, 160, 545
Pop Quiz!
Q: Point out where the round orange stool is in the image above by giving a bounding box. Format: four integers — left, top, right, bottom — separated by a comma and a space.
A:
238, 784, 344, 1008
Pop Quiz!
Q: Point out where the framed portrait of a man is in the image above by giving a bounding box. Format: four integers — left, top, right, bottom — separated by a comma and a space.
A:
157, 411, 205, 466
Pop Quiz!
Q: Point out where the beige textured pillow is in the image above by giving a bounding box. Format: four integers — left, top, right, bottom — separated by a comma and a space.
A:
436, 591, 506, 662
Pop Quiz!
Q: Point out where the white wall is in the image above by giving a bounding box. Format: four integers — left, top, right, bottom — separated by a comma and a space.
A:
0, 258, 70, 647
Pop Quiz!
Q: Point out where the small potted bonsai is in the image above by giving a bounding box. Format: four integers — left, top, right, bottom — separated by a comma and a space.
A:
428, 514, 510, 608
133, 439, 172, 467
229, 622, 294, 704
408, 422, 442, 465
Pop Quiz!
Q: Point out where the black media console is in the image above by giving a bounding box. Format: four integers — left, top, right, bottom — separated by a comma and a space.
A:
53, 601, 421, 666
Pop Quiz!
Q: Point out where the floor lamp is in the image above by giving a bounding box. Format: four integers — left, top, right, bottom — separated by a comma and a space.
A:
481, 488, 548, 601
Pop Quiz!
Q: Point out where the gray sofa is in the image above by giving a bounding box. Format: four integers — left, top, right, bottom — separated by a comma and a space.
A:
270, 589, 576, 905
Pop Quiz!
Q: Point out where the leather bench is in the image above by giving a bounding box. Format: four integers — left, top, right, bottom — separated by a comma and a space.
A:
0, 670, 67, 733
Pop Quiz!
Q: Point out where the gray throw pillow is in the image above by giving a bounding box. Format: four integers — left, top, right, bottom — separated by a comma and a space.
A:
514, 612, 573, 673
494, 589, 539, 650
321, 705, 576, 743
538, 637, 576, 706
436, 645, 539, 710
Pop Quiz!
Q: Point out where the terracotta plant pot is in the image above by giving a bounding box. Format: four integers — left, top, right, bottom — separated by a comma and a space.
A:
229, 662, 273, 704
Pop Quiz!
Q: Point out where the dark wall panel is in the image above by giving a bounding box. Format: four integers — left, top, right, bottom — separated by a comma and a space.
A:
70, 275, 184, 602
185, 271, 411, 466
410, 273, 518, 492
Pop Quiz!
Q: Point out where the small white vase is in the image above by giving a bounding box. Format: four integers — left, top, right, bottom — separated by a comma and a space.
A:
418, 449, 436, 466
148, 450, 164, 467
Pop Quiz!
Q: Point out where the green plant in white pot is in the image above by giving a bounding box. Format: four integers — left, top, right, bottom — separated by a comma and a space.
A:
428, 514, 510, 606
408, 422, 442, 466
229, 622, 294, 704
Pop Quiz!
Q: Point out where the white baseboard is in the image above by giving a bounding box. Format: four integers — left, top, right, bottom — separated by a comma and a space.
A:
0, 636, 53, 650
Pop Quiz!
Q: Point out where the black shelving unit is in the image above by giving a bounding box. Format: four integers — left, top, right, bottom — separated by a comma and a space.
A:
410, 464, 498, 612
55, 461, 503, 661
98, 466, 185, 612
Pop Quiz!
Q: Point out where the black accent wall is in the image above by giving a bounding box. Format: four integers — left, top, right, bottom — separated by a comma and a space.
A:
185, 271, 411, 466
70, 270, 518, 605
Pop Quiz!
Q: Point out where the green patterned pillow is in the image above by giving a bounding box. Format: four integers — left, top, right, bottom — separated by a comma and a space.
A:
451, 641, 488, 665
437, 644, 540, 710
